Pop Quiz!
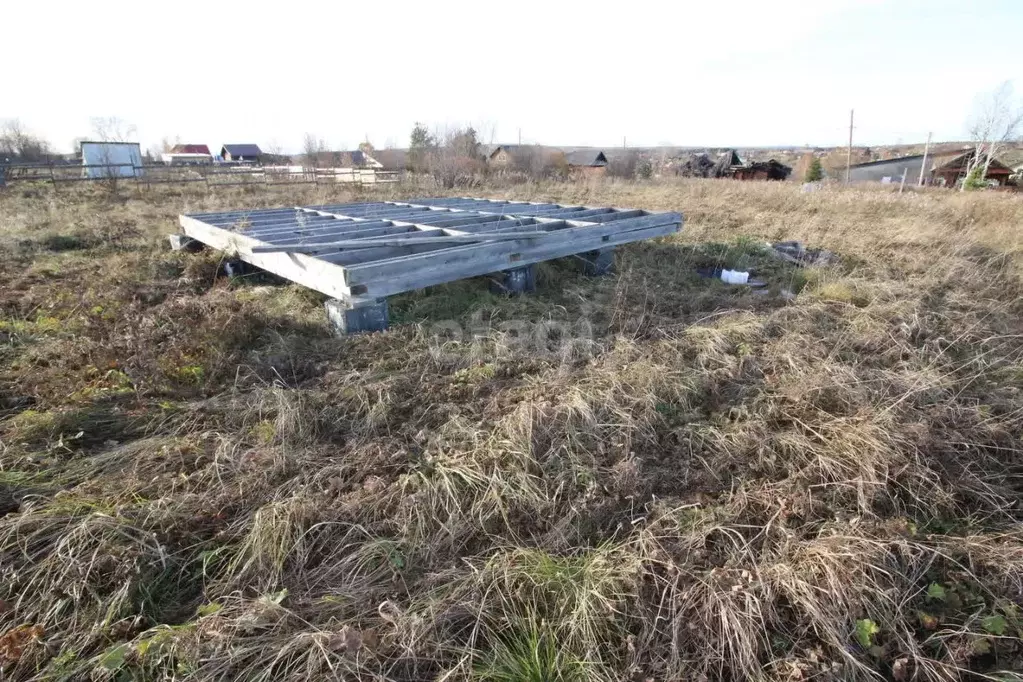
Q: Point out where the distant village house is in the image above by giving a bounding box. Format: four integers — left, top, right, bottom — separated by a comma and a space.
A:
673, 149, 792, 181
162, 143, 213, 166
932, 150, 1012, 187
846, 148, 1013, 186
732, 159, 792, 181
172, 144, 212, 155
564, 150, 609, 176
304, 150, 382, 169
488, 145, 565, 174
488, 145, 527, 168
220, 144, 262, 163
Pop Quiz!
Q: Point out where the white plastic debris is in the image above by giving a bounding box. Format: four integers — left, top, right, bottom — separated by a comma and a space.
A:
721, 269, 750, 285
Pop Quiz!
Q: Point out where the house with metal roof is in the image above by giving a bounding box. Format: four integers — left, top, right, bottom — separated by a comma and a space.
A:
847, 147, 1012, 186
172, 144, 212, 155
488, 145, 529, 167
220, 144, 262, 163
932, 150, 1013, 187
564, 150, 609, 168
487, 145, 566, 173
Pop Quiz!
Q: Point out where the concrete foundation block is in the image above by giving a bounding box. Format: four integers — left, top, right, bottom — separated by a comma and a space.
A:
489, 264, 537, 295
325, 298, 390, 335
581, 247, 615, 276
168, 234, 204, 252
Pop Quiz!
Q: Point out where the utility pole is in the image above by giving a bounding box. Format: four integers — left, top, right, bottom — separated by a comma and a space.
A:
845, 109, 854, 184
918, 131, 932, 186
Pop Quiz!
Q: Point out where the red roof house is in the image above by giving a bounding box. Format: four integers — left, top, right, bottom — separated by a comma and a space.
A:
171, 144, 212, 155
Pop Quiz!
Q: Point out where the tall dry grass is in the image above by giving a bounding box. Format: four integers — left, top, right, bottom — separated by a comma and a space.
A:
0, 178, 1022, 680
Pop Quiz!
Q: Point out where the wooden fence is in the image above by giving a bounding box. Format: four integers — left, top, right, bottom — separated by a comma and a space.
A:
0, 162, 402, 190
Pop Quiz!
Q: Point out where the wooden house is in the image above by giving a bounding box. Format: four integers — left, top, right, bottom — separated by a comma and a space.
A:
220, 144, 262, 163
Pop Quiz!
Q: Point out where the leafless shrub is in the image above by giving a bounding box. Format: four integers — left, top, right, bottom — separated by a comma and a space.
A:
606, 150, 639, 178
427, 124, 486, 188
301, 133, 328, 169
0, 119, 53, 162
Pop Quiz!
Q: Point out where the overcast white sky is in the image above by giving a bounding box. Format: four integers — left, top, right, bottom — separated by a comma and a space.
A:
5, 0, 1022, 153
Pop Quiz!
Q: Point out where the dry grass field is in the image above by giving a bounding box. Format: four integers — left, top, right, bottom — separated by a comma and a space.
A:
1, 178, 1022, 681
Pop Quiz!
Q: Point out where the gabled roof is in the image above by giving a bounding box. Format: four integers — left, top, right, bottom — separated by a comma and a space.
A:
565, 150, 608, 167
933, 150, 1012, 174
848, 147, 969, 169
751, 159, 792, 171
172, 144, 211, 155
221, 144, 262, 157
719, 149, 743, 166
489, 144, 528, 159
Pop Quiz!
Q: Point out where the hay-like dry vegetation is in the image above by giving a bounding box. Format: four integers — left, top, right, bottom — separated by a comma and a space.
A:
1, 178, 1022, 681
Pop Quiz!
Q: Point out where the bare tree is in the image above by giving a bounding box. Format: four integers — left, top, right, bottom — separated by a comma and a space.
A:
512, 145, 563, 179
90, 116, 137, 142
263, 140, 286, 165
1, 119, 53, 162
87, 117, 139, 192
160, 136, 182, 152
423, 124, 486, 188
302, 133, 327, 168
607, 151, 639, 179
963, 81, 1023, 190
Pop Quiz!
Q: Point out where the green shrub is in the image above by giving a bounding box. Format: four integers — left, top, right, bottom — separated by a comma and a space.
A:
804, 156, 824, 182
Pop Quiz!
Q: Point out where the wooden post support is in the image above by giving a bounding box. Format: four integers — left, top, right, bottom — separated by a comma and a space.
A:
223, 259, 256, 277
490, 264, 537, 295
325, 298, 390, 335
580, 247, 615, 276
167, 234, 204, 252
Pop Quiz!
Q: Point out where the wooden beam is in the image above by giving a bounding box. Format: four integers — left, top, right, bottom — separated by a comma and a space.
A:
254, 225, 417, 246
312, 220, 561, 267
344, 213, 681, 288
178, 216, 351, 299
250, 230, 552, 253
567, 209, 646, 224
243, 220, 397, 238
349, 221, 680, 299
